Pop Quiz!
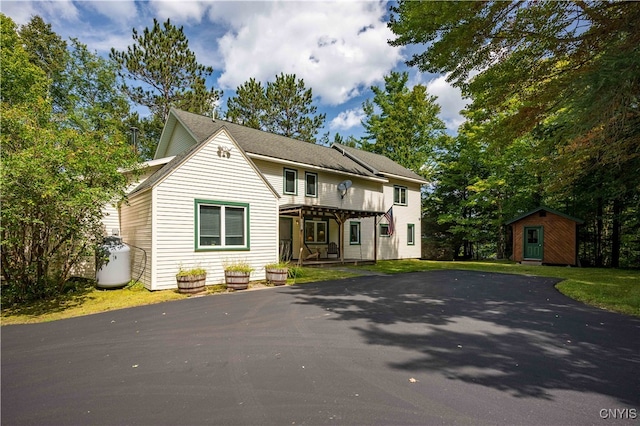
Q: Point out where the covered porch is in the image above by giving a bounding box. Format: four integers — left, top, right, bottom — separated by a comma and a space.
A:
278, 204, 384, 265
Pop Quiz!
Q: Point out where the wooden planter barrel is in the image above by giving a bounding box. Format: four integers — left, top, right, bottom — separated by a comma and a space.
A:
225, 271, 250, 290
176, 274, 206, 294
266, 268, 288, 286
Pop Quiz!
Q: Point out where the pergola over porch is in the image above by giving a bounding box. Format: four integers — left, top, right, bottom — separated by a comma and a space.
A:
279, 204, 385, 264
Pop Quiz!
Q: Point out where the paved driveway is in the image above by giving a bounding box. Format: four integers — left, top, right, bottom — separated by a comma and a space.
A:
2, 270, 639, 425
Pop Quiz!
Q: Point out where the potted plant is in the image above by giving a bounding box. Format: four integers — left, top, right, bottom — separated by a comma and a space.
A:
176, 266, 207, 294
224, 261, 253, 290
265, 261, 289, 286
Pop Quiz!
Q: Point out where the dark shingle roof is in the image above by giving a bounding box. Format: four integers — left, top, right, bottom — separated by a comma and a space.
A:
332, 142, 427, 183
171, 109, 379, 178
131, 108, 427, 196
505, 206, 584, 225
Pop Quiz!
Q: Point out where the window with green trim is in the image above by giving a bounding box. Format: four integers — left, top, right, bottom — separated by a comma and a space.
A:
196, 200, 249, 250
349, 221, 361, 245
283, 168, 297, 195
407, 223, 415, 245
305, 172, 318, 197
304, 219, 327, 244
379, 223, 390, 237
394, 185, 408, 206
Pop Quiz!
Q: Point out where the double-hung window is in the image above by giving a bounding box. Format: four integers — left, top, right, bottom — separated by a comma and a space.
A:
196, 200, 249, 250
349, 221, 361, 245
394, 185, 408, 206
283, 168, 297, 195
379, 223, 390, 237
407, 224, 415, 245
305, 172, 318, 197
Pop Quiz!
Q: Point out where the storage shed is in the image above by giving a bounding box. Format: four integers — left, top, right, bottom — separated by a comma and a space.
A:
506, 207, 584, 266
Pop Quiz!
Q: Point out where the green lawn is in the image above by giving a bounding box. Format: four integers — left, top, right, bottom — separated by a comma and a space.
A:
357, 260, 640, 317
0, 267, 358, 325
2, 261, 637, 324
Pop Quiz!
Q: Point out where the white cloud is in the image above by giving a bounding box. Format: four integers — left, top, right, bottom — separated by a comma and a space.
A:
426, 75, 470, 132
150, 0, 211, 23
84, 1, 138, 24
1, 0, 79, 25
330, 108, 366, 131
0, 1, 38, 25
215, 1, 402, 105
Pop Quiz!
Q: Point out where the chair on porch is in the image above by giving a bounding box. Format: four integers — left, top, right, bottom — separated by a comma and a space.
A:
302, 241, 320, 260
327, 242, 339, 259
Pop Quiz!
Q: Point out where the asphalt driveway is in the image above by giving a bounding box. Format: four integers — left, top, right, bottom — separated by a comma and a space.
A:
2, 270, 639, 425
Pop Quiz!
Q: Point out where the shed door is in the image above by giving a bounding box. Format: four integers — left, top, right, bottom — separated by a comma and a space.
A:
524, 226, 543, 260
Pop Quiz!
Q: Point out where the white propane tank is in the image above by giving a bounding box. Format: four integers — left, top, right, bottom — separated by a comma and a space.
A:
96, 236, 131, 288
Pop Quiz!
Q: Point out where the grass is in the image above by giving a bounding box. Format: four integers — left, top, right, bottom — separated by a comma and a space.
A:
0, 267, 358, 325
357, 260, 640, 317
3, 261, 636, 324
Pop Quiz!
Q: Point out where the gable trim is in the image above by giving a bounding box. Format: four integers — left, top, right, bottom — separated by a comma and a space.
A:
130, 126, 280, 200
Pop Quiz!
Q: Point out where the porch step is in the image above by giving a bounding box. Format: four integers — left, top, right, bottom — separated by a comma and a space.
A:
520, 260, 543, 266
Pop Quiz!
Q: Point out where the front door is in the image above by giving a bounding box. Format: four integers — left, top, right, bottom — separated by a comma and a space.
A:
524, 226, 543, 260
279, 217, 293, 261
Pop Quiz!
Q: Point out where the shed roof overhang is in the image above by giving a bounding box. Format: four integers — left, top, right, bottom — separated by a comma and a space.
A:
279, 204, 384, 220
505, 206, 585, 225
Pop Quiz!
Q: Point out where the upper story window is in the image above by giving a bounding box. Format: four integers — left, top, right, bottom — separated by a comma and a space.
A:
283, 168, 297, 195
196, 199, 249, 251
305, 172, 318, 197
394, 185, 408, 206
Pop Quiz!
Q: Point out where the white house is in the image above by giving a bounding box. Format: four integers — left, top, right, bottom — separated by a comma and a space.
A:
106, 108, 426, 290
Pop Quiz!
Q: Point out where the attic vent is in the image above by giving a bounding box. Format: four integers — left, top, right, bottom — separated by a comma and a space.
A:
540, 211, 546, 217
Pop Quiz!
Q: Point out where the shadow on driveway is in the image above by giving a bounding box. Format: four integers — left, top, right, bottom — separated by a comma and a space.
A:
289, 270, 640, 405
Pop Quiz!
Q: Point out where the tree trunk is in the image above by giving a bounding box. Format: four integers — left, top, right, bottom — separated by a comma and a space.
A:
595, 198, 604, 267
611, 198, 622, 268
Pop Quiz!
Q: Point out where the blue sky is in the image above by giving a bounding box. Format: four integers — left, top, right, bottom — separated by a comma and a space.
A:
2, 0, 469, 141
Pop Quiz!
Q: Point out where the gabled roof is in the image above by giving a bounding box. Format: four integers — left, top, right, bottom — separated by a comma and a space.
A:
331, 142, 428, 184
505, 206, 584, 225
129, 126, 279, 198
166, 109, 381, 180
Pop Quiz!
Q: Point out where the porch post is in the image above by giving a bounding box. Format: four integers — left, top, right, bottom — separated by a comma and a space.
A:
339, 219, 344, 263
333, 212, 348, 263
297, 209, 304, 266
374, 215, 378, 263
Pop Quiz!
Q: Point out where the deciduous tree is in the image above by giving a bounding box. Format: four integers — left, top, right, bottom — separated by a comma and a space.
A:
1, 15, 138, 303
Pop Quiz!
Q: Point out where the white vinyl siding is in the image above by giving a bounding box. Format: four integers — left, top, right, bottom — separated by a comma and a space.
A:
252, 159, 383, 210
378, 181, 422, 260
151, 130, 278, 289
164, 121, 197, 157
120, 190, 153, 289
